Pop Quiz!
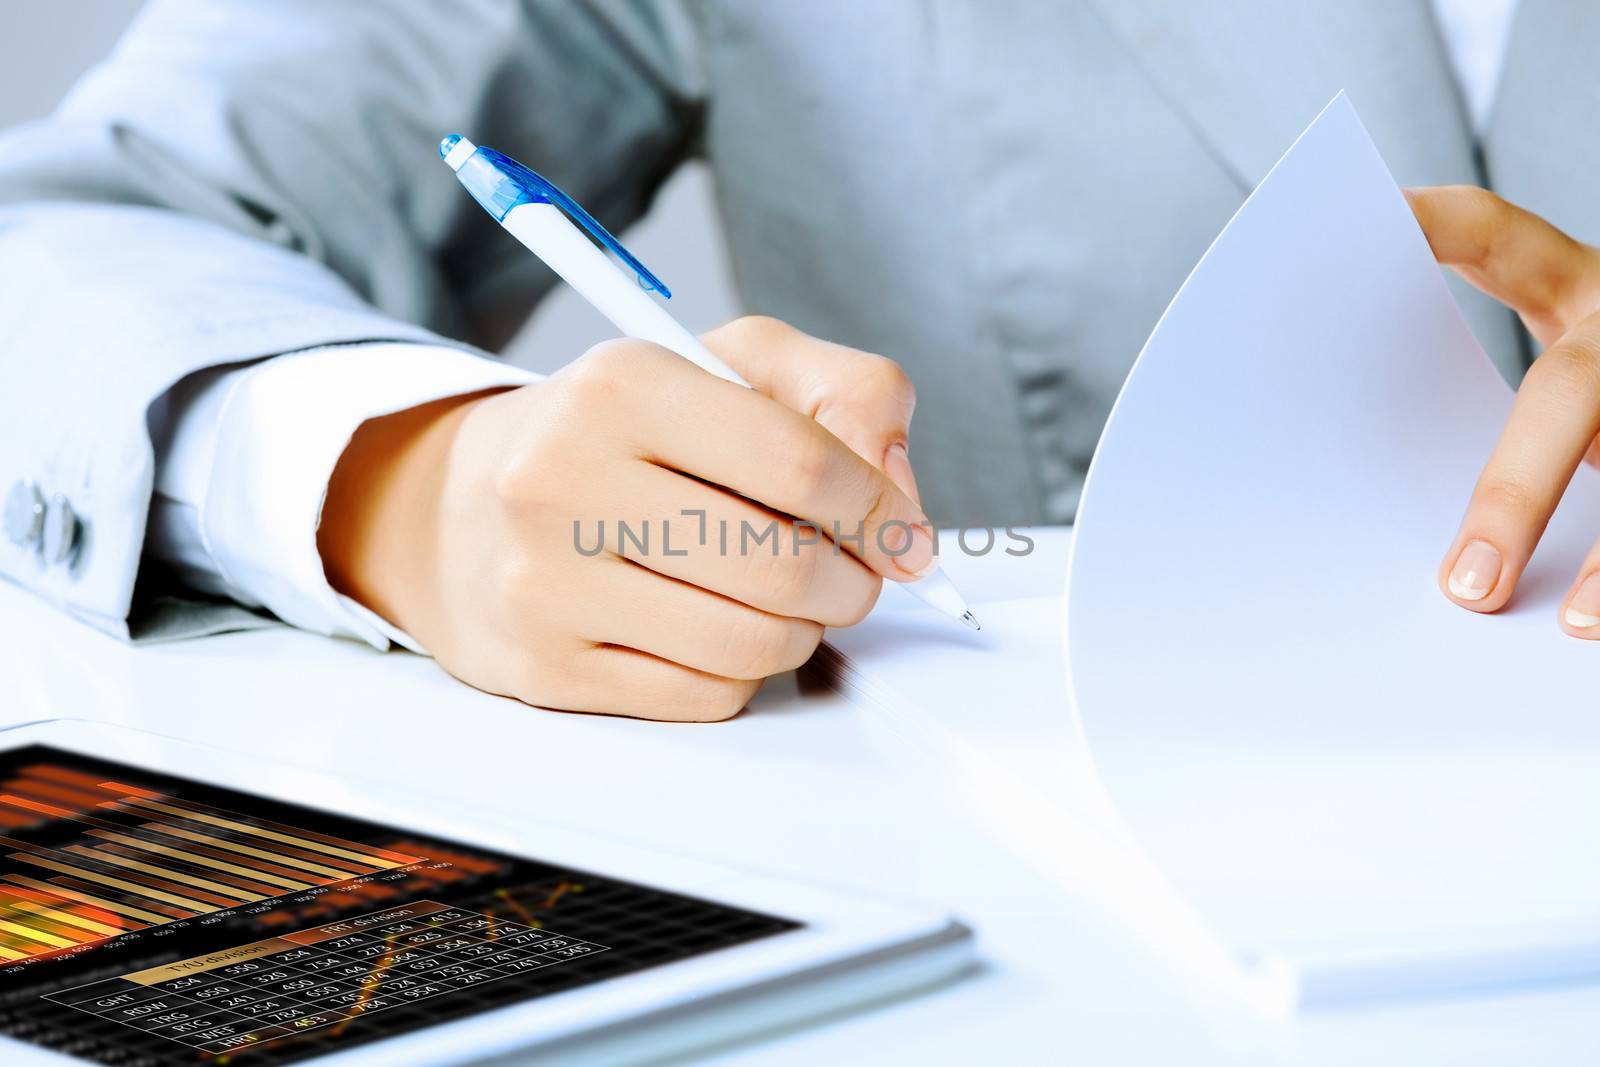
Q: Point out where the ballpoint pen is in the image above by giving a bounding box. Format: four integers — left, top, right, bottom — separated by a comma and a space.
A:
439, 134, 979, 630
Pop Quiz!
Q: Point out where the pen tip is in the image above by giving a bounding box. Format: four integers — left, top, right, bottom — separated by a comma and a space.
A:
438, 134, 462, 161
960, 610, 981, 631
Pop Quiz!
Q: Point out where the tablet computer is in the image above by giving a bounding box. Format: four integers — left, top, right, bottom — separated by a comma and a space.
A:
0, 720, 971, 1066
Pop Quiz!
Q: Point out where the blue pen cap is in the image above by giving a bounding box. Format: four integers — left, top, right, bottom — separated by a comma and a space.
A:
439, 134, 670, 297
443, 140, 533, 220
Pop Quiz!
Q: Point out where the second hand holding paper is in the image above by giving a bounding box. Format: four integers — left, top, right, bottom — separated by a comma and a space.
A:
1068, 95, 1600, 1006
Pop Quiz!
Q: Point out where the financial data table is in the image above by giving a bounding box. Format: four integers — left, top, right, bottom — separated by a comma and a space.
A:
46, 901, 607, 1056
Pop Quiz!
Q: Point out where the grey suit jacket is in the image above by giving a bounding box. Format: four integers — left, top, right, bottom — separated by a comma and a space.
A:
0, 0, 1594, 638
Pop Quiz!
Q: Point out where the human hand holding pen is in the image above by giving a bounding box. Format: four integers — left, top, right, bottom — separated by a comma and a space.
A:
318, 316, 938, 719
1407, 186, 1600, 634
439, 136, 975, 630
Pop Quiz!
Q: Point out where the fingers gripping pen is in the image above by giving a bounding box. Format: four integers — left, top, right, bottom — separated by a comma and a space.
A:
440, 134, 979, 629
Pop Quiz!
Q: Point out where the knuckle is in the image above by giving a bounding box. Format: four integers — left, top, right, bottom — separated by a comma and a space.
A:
663, 674, 759, 722
712, 678, 764, 720
1467, 185, 1510, 217
1565, 332, 1600, 381
564, 339, 644, 404
719, 612, 799, 679
1461, 185, 1510, 224
723, 314, 790, 345
1529, 340, 1600, 398
1476, 474, 1543, 517
778, 620, 826, 672
861, 353, 916, 403
1455, 187, 1511, 269
832, 575, 883, 627
755, 537, 821, 611
489, 452, 535, 509
860, 478, 898, 535
489, 438, 568, 513
782, 424, 833, 498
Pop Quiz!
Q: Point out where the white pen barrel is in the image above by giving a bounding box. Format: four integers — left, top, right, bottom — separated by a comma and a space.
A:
500, 202, 750, 387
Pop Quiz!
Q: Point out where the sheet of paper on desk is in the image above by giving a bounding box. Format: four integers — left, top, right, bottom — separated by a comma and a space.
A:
1067, 94, 1600, 1008
820, 527, 1074, 783
823, 531, 1258, 999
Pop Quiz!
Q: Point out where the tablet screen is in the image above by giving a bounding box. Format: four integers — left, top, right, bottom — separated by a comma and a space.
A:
0, 745, 798, 1064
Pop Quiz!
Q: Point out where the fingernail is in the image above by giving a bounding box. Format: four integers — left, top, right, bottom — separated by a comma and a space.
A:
884, 441, 922, 505
1564, 573, 1600, 629
1447, 540, 1501, 601
898, 523, 936, 579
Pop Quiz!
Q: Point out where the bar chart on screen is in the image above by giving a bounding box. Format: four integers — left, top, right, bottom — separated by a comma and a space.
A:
0, 762, 422, 963
0, 744, 800, 1066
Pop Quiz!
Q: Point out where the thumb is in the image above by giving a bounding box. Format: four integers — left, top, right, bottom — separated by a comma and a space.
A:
701, 316, 922, 504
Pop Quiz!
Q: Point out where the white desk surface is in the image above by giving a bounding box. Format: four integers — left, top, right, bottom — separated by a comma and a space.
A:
1, 530, 1592, 1066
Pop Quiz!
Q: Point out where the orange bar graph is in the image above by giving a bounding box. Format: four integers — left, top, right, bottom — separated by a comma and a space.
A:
0, 770, 423, 963
110, 796, 414, 868
85, 832, 311, 892
9, 876, 176, 924
13, 855, 212, 913
136, 824, 366, 879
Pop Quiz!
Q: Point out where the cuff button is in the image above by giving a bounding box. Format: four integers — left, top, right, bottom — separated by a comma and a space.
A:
4, 481, 45, 549
41, 494, 80, 566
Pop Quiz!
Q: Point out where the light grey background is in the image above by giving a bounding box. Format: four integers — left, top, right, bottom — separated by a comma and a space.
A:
0, 2, 743, 375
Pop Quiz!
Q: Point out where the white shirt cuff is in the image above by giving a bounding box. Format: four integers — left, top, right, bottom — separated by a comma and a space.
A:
154, 342, 535, 651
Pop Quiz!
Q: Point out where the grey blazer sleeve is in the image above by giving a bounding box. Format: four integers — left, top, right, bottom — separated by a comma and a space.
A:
0, 0, 703, 637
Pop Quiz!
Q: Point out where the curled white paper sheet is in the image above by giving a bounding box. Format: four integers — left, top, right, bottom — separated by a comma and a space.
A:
1067, 95, 1600, 1006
